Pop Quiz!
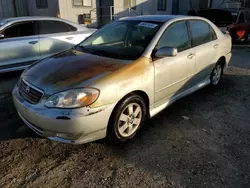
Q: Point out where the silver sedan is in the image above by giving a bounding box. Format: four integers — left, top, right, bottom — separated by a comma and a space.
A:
13, 15, 232, 144
0, 16, 96, 73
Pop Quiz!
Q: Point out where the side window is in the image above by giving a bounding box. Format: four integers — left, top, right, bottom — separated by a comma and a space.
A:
157, 21, 190, 52
36, 0, 48, 9
2, 22, 35, 39
39, 21, 71, 35
210, 26, 217, 40
66, 24, 77, 31
157, 0, 167, 11
189, 20, 217, 47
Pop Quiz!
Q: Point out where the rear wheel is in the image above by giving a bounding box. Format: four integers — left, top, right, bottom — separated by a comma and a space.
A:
210, 63, 223, 86
107, 94, 147, 144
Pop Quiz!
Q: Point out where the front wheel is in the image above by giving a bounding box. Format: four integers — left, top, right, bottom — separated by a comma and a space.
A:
107, 94, 147, 144
210, 63, 223, 86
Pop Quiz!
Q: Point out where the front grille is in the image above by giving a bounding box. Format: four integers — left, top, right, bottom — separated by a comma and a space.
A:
19, 79, 44, 104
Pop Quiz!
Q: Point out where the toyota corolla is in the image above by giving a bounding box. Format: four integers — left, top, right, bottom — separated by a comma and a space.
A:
13, 15, 232, 144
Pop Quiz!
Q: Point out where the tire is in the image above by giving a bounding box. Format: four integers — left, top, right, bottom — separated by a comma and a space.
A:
210, 63, 223, 86
107, 94, 147, 144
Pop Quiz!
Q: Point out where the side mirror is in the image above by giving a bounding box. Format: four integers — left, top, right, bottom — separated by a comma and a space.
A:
0, 34, 4, 39
155, 47, 178, 58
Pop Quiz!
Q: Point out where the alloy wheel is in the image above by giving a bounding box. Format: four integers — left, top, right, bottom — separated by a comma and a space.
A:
117, 103, 142, 137
212, 64, 222, 85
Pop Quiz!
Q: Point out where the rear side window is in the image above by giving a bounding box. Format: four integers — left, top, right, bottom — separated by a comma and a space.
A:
189, 20, 217, 47
66, 23, 77, 31
39, 21, 72, 34
157, 21, 190, 52
2, 21, 35, 38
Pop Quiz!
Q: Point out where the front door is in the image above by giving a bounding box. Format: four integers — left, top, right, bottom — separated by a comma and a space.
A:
37, 20, 76, 59
153, 21, 195, 106
0, 21, 40, 69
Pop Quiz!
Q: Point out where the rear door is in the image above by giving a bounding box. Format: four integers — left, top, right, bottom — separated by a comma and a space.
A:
37, 20, 76, 59
0, 21, 40, 69
188, 20, 219, 83
153, 21, 195, 105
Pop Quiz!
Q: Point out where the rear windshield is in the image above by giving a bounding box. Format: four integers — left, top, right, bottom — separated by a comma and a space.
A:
198, 9, 234, 27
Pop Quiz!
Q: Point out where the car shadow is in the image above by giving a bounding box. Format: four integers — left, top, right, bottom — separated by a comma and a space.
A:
0, 92, 40, 142
102, 72, 250, 187
0, 66, 250, 187
0, 70, 40, 142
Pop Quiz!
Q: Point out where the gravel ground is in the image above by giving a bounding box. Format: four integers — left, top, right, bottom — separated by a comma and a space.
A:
0, 49, 250, 188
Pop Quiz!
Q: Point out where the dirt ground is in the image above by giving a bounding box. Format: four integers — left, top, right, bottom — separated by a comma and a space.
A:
0, 49, 250, 188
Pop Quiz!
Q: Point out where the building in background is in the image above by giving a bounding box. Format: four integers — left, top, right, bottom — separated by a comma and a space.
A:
27, 0, 59, 17
2, 0, 249, 27
0, 0, 28, 19
0, 0, 173, 27
59, 0, 173, 27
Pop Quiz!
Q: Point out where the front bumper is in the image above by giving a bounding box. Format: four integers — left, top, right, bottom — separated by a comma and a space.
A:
12, 85, 115, 144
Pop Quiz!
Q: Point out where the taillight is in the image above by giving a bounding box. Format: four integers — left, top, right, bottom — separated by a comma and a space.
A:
236, 30, 246, 39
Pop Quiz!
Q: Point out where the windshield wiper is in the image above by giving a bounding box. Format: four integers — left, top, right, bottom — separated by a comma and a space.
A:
92, 49, 129, 60
76, 46, 129, 60
77, 45, 96, 54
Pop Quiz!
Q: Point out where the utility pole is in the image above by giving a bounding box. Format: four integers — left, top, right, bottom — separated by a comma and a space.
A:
12, 0, 17, 17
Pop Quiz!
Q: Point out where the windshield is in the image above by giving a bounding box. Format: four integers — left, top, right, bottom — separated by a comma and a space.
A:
78, 21, 162, 60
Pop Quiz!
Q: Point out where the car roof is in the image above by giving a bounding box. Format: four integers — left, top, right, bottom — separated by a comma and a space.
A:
120, 15, 186, 22
2, 16, 62, 22
0, 16, 80, 28
0, 16, 88, 31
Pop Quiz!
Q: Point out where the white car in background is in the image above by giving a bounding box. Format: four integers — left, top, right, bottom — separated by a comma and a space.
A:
0, 16, 96, 73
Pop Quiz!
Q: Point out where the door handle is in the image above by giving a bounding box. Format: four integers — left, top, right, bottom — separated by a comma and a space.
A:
187, 53, 195, 59
66, 37, 73, 40
29, 41, 38, 45
213, 44, 219, 49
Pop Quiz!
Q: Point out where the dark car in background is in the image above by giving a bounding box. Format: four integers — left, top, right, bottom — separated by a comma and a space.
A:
189, 8, 250, 44
227, 9, 250, 44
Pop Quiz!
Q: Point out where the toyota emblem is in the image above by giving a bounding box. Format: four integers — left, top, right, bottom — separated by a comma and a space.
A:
25, 86, 30, 93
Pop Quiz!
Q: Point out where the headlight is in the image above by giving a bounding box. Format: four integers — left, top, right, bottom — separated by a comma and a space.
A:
45, 88, 99, 108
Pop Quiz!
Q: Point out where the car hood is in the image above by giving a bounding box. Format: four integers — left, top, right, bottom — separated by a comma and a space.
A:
22, 49, 131, 95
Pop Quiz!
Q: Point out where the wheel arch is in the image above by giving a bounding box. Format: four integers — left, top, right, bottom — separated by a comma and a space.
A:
108, 90, 150, 124
106, 90, 150, 142
217, 56, 226, 68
